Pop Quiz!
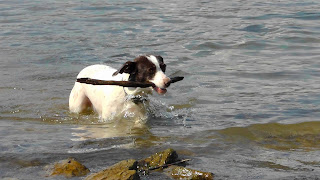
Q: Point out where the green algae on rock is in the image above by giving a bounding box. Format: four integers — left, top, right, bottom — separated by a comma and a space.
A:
85, 159, 139, 180
47, 157, 90, 178
137, 148, 178, 172
166, 165, 214, 180
219, 121, 320, 151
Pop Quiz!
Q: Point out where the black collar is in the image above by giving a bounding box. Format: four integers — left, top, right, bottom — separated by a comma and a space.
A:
126, 95, 147, 104
122, 76, 147, 104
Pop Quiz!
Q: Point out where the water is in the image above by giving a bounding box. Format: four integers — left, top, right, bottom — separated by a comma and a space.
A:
1, 0, 320, 179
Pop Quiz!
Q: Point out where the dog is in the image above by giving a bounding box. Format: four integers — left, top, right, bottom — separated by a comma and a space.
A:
69, 55, 171, 121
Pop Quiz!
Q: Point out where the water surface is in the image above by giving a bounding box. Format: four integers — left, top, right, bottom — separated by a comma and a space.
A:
1, 0, 320, 179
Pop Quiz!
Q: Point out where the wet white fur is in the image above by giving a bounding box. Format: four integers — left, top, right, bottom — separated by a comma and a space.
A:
69, 55, 170, 121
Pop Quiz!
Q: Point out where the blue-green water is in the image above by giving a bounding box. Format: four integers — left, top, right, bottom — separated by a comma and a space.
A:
1, 0, 320, 179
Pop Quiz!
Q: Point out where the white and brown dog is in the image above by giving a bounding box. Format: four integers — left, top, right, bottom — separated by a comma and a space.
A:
69, 55, 171, 121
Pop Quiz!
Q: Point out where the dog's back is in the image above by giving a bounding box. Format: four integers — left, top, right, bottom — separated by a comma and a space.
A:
69, 65, 127, 118
76, 65, 119, 81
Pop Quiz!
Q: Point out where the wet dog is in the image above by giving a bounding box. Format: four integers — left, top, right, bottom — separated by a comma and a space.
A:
69, 55, 171, 121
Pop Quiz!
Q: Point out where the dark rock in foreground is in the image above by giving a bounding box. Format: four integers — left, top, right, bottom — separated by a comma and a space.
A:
85, 159, 140, 180
46, 157, 90, 178
46, 148, 213, 179
166, 165, 214, 180
137, 148, 178, 172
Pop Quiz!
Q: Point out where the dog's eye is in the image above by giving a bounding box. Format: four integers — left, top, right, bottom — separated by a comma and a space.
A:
160, 64, 166, 72
148, 67, 155, 73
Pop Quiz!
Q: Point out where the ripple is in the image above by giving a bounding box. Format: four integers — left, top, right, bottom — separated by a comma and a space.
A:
184, 41, 227, 51
235, 40, 268, 50
229, 71, 301, 80
280, 36, 320, 44
238, 24, 269, 33
244, 11, 320, 20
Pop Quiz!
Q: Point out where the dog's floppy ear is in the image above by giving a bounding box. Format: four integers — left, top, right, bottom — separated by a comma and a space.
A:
112, 61, 136, 76
156, 55, 166, 72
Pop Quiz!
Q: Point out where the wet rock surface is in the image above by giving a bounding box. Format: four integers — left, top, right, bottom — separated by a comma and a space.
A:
136, 148, 213, 179
85, 159, 139, 180
137, 148, 179, 172
166, 165, 214, 180
46, 157, 90, 178
46, 148, 213, 179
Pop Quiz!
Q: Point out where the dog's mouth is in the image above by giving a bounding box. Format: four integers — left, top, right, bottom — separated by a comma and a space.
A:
153, 86, 167, 95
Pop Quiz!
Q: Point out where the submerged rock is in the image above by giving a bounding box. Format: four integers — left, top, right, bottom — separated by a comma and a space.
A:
166, 165, 214, 180
47, 157, 90, 178
85, 159, 139, 180
137, 148, 178, 172
219, 121, 320, 151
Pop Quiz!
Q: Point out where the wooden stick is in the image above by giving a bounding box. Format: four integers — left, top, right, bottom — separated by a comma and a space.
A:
76, 78, 155, 88
170, 76, 184, 84
76, 76, 184, 88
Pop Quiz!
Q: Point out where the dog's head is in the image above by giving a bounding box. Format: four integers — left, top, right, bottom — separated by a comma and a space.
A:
113, 55, 170, 95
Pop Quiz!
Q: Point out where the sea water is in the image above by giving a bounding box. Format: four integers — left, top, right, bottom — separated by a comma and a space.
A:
1, 0, 320, 179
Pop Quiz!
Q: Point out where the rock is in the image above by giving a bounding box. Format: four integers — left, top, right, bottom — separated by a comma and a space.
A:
138, 148, 178, 172
166, 165, 214, 180
48, 157, 90, 178
85, 159, 140, 180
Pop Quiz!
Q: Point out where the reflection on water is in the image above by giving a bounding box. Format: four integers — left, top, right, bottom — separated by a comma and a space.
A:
72, 122, 143, 141
70, 120, 169, 153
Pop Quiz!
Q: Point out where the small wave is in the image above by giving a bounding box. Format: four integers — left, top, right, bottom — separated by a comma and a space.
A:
238, 24, 269, 33
244, 11, 320, 21
235, 40, 268, 50
67, 142, 134, 154
184, 41, 227, 51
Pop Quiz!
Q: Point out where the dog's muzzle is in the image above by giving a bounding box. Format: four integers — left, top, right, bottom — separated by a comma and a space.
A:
153, 86, 167, 95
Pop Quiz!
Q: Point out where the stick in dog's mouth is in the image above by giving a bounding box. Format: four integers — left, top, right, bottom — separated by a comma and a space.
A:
152, 76, 184, 94
76, 77, 184, 95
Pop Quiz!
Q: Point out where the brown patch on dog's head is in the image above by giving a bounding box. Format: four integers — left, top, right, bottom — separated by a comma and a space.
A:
113, 55, 160, 82
133, 56, 157, 82
113, 55, 170, 94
